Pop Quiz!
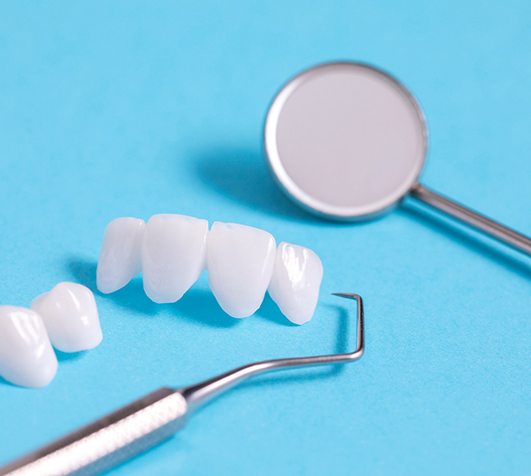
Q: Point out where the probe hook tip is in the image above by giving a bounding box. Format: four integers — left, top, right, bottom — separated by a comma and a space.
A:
332, 292, 361, 300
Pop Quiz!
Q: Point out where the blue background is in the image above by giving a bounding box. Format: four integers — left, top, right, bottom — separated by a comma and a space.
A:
1, 1, 530, 475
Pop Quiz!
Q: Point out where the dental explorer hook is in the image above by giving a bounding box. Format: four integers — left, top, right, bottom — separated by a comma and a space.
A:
0, 293, 364, 476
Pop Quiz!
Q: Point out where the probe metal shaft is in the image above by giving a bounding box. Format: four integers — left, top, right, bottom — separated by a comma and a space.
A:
0, 293, 364, 476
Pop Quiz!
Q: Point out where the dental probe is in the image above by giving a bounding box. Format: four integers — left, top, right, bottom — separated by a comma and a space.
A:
0, 293, 364, 476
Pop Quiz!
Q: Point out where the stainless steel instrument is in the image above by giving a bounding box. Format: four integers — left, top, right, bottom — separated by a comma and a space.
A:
0, 293, 364, 476
264, 61, 531, 255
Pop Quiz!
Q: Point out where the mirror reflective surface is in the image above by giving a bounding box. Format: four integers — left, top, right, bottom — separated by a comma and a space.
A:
265, 62, 428, 219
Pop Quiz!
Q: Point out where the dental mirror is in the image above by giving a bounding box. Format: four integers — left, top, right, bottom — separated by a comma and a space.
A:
264, 62, 531, 255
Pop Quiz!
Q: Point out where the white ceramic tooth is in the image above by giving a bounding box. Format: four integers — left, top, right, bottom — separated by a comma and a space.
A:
0, 306, 58, 388
207, 222, 276, 318
268, 242, 323, 325
142, 214, 208, 303
97, 217, 145, 294
32, 282, 102, 353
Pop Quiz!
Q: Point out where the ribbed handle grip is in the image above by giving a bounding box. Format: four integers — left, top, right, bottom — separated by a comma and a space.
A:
0, 388, 188, 476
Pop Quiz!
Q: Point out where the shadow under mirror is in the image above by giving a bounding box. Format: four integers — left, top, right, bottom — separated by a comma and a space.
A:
191, 146, 320, 223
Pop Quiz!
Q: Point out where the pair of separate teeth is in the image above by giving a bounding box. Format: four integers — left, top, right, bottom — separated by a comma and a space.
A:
0, 283, 102, 388
97, 215, 324, 324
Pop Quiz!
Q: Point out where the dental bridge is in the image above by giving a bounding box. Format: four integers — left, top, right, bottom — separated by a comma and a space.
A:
0, 293, 364, 476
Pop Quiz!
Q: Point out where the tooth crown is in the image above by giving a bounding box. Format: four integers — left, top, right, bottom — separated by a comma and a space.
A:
97, 217, 145, 294
142, 214, 208, 304
32, 282, 103, 353
268, 242, 324, 325
0, 218, 323, 388
207, 222, 277, 318
97, 216, 323, 324
0, 306, 58, 388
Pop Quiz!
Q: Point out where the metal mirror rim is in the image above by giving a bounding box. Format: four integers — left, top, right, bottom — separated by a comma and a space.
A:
263, 61, 429, 221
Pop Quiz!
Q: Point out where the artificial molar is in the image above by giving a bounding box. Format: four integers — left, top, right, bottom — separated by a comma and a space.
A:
142, 214, 208, 303
32, 282, 102, 353
0, 306, 58, 387
207, 222, 276, 318
268, 242, 323, 325
97, 217, 145, 294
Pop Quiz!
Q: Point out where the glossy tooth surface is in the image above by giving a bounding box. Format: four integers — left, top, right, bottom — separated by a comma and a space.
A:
97, 217, 145, 294
0, 306, 57, 387
268, 242, 323, 325
32, 282, 102, 353
142, 214, 208, 303
207, 222, 276, 318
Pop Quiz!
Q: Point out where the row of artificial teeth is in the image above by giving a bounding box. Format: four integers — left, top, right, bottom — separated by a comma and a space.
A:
0, 283, 101, 388
97, 215, 323, 325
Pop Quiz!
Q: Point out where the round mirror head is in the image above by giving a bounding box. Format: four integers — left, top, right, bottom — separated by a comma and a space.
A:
264, 62, 428, 220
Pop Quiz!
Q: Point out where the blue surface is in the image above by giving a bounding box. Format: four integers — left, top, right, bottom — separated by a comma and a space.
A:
1, 1, 530, 475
